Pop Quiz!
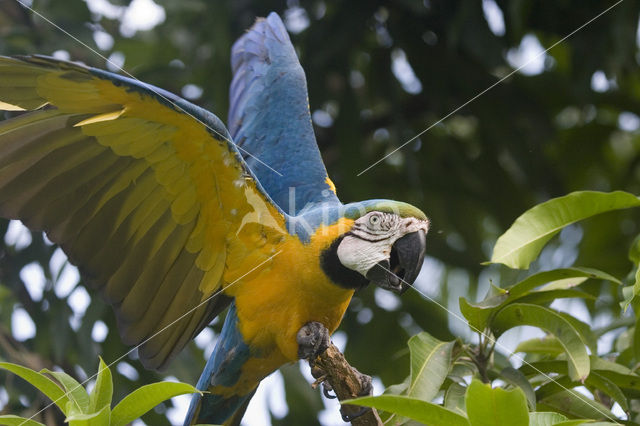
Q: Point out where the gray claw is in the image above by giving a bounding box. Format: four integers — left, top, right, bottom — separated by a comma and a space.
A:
341, 406, 370, 422
297, 321, 330, 361
323, 382, 337, 399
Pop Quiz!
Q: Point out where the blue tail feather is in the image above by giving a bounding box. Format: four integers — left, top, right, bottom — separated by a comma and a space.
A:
184, 301, 254, 425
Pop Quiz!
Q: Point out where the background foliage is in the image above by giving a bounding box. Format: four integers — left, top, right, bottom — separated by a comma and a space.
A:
1, 0, 640, 424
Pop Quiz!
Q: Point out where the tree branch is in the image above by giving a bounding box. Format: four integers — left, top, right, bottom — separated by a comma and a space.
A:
304, 342, 383, 426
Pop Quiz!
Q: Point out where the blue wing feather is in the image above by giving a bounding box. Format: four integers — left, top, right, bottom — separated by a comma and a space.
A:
229, 13, 340, 214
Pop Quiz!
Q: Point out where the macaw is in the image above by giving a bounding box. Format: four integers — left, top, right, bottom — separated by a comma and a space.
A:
0, 12, 429, 425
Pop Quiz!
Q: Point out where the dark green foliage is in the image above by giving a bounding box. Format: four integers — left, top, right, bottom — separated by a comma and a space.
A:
0, 358, 199, 425
347, 190, 640, 424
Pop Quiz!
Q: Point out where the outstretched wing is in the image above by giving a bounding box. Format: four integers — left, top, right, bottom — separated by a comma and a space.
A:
0, 56, 287, 369
229, 12, 340, 214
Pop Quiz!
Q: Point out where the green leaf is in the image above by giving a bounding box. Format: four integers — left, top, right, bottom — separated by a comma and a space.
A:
516, 289, 596, 306
499, 367, 536, 410
554, 422, 621, 426
345, 395, 470, 426
449, 360, 478, 381
631, 265, 640, 304
535, 371, 629, 415
491, 304, 590, 381
406, 332, 456, 401
515, 336, 565, 356
459, 296, 503, 333
444, 382, 467, 414
535, 375, 575, 401
519, 360, 564, 377
591, 370, 640, 395
539, 277, 589, 291
465, 379, 529, 426
384, 377, 409, 395
487, 282, 507, 297
629, 232, 640, 265
460, 268, 617, 331
621, 285, 636, 311
612, 326, 633, 352
490, 191, 640, 269
66, 404, 110, 426
508, 268, 620, 298
589, 356, 634, 375
88, 357, 112, 413
0, 362, 70, 414
557, 312, 598, 354
586, 372, 628, 412
634, 322, 640, 361
110, 381, 200, 426
538, 389, 617, 422
520, 356, 635, 380
0, 415, 46, 426
528, 412, 568, 426
43, 369, 90, 414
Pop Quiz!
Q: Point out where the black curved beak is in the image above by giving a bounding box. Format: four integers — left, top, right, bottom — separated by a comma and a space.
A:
365, 230, 427, 294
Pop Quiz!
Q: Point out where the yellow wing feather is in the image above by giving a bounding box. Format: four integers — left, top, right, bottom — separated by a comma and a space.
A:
0, 56, 287, 369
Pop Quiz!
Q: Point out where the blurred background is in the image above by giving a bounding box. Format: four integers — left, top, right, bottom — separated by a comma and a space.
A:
1, 0, 640, 424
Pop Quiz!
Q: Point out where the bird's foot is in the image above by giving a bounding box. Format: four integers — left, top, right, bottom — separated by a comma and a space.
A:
355, 370, 373, 396
341, 406, 371, 422
297, 321, 330, 363
323, 381, 337, 399
309, 365, 337, 399
340, 370, 373, 422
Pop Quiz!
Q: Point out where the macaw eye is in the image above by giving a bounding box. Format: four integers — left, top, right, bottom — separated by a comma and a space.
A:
368, 214, 381, 226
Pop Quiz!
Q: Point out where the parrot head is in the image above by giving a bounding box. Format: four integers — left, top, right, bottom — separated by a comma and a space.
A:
321, 200, 429, 294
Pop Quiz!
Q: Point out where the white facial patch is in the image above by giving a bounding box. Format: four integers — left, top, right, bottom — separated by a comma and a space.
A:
337, 235, 391, 276
336, 212, 429, 277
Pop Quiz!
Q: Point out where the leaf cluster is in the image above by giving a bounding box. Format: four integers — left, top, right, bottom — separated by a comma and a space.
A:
350, 191, 640, 425
0, 358, 199, 426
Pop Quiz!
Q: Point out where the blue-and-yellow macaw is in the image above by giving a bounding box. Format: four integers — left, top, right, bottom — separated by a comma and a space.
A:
0, 12, 429, 425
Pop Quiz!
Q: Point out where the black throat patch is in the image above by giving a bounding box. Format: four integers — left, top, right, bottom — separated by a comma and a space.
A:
320, 235, 370, 290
